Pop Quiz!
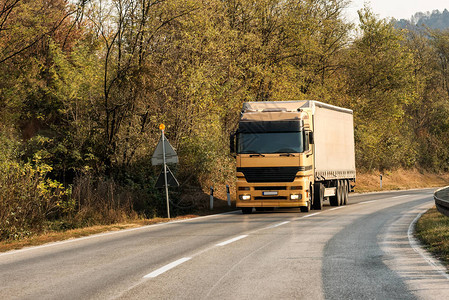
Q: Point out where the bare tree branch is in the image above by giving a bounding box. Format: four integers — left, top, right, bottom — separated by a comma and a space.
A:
0, 1, 81, 64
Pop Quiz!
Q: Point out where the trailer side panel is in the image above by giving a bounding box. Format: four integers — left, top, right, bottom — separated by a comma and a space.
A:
313, 103, 356, 180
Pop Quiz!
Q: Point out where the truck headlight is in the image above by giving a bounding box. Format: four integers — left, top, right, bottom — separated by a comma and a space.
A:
290, 194, 301, 200
240, 195, 251, 201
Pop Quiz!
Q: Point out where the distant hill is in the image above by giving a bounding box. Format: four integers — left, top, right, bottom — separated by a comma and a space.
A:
396, 9, 449, 30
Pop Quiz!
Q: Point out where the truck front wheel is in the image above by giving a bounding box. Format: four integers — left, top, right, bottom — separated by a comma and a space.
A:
242, 207, 253, 214
300, 185, 313, 212
313, 182, 324, 210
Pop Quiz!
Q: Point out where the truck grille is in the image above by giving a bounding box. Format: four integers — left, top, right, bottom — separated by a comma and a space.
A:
237, 167, 300, 183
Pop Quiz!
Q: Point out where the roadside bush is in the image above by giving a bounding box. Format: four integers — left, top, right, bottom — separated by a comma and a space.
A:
70, 173, 139, 226
0, 135, 70, 240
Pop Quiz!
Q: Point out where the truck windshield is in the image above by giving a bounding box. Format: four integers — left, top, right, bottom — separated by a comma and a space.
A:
237, 132, 304, 154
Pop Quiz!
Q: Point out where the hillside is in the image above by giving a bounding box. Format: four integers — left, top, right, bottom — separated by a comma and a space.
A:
396, 9, 449, 29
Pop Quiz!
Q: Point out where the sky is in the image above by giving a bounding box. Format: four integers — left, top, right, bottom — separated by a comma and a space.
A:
345, 0, 449, 23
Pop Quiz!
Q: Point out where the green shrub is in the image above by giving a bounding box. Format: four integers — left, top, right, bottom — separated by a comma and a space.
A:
0, 135, 71, 240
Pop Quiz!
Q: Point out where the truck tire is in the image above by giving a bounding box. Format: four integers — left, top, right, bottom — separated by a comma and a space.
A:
343, 180, 348, 205
242, 207, 253, 214
300, 185, 312, 212
339, 181, 344, 206
299, 184, 313, 212
330, 181, 341, 206
300, 206, 310, 212
313, 182, 324, 210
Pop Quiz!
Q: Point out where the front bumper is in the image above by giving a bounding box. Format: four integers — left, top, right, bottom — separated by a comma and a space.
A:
236, 178, 310, 208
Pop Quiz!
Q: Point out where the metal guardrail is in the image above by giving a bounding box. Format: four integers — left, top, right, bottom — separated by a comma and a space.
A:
434, 186, 449, 217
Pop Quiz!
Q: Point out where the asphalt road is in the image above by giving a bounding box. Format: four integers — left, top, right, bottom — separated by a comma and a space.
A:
1, 189, 449, 299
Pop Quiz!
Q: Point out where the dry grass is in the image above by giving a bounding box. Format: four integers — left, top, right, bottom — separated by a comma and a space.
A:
415, 207, 449, 266
355, 169, 449, 192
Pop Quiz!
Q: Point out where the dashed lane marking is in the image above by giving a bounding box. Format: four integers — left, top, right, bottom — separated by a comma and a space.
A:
143, 257, 192, 278
302, 212, 322, 218
359, 200, 377, 204
329, 207, 345, 211
216, 235, 248, 247
266, 221, 291, 229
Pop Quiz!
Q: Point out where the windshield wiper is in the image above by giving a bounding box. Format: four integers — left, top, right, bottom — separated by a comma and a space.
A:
279, 153, 295, 157
249, 153, 265, 157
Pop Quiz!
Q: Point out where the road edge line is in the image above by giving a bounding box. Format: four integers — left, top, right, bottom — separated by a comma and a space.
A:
407, 209, 449, 280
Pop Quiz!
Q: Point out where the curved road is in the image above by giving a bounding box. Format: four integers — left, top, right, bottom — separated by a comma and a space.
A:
1, 189, 448, 299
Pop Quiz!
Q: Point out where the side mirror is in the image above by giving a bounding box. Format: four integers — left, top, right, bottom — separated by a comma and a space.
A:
230, 132, 236, 156
309, 132, 314, 145
303, 131, 309, 151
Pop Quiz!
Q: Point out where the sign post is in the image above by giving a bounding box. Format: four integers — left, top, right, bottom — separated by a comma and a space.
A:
151, 124, 179, 219
380, 174, 383, 190
161, 124, 170, 218
226, 184, 231, 207
210, 186, 214, 210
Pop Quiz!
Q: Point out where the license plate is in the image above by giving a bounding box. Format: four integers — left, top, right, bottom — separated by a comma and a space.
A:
263, 191, 278, 196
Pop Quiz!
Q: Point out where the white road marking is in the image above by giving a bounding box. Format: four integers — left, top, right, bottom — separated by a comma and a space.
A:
258, 211, 324, 233
407, 210, 449, 280
266, 221, 290, 229
359, 200, 377, 204
143, 257, 192, 278
392, 195, 409, 199
216, 235, 248, 247
302, 212, 321, 218
328, 206, 345, 211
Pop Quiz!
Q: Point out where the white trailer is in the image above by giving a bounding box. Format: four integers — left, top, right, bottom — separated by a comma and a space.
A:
310, 101, 356, 208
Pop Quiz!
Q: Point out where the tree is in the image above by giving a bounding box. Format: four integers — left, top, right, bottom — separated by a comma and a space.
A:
345, 8, 416, 170
404, 28, 449, 170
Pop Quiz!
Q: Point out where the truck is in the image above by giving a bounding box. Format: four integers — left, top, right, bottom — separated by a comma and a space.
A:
230, 100, 356, 214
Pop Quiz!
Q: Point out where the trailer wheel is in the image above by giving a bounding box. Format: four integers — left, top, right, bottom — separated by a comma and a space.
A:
343, 180, 348, 205
313, 182, 324, 210
339, 181, 344, 206
330, 181, 341, 206
242, 207, 253, 214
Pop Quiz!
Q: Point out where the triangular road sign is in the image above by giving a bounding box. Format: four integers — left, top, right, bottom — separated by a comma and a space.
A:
155, 166, 180, 188
151, 136, 178, 165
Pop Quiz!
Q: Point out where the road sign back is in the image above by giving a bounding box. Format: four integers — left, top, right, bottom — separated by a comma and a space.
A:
155, 166, 180, 188
151, 137, 178, 165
